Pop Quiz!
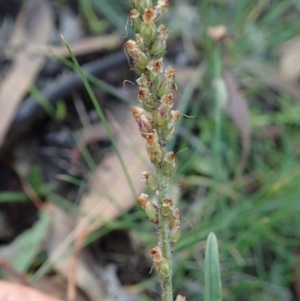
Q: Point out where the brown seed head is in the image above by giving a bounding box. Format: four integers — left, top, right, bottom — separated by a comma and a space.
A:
165, 66, 176, 82
161, 93, 174, 106
163, 198, 174, 210
138, 87, 151, 101
137, 193, 149, 209
147, 58, 164, 76
130, 8, 140, 20
146, 131, 158, 146
137, 74, 151, 87
149, 246, 163, 262
143, 8, 157, 23
138, 114, 153, 133
166, 151, 175, 163
124, 40, 137, 52
135, 33, 144, 45
141, 171, 150, 181
130, 106, 144, 120
171, 110, 180, 122
158, 0, 169, 12
173, 208, 181, 219
157, 24, 169, 39
124, 40, 140, 60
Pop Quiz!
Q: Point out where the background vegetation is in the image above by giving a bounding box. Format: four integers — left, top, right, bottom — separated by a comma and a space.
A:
1, 1, 300, 301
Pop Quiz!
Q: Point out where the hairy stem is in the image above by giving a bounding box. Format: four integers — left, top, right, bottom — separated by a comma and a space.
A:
156, 170, 173, 301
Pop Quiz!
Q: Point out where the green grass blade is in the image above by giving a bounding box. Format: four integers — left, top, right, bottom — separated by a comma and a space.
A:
205, 232, 222, 301
61, 35, 136, 199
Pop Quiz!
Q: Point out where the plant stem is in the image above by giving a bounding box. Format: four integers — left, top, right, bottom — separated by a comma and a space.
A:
156, 170, 173, 301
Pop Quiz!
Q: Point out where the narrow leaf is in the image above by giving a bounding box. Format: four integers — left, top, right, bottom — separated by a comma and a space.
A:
205, 232, 222, 301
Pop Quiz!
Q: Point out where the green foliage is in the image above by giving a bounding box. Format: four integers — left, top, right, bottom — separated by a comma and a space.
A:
205, 233, 222, 301
65, 1, 300, 300
5, 1, 298, 300
10, 211, 51, 273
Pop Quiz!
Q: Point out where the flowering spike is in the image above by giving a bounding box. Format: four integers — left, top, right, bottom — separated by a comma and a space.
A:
126, 0, 183, 298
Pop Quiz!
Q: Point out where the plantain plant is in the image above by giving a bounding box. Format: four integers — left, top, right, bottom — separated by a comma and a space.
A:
124, 1, 222, 301
124, 1, 182, 300
64, 0, 222, 300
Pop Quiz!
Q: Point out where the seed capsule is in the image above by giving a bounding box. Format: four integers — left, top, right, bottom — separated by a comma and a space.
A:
138, 87, 151, 102
131, 0, 153, 15
160, 151, 176, 177
136, 74, 151, 87
169, 208, 181, 244
135, 33, 144, 47
137, 193, 158, 223
158, 77, 172, 97
150, 32, 166, 58
130, 106, 144, 120
141, 171, 159, 193
130, 106, 153, 138
153, 93, 174, 126
165, 65, 176, 84
146, 131, 165, 165
138, 87, 155, 112
147, 58, 164, 76
149, 246, 171, 279
140, 21, 157, 45
157, 0, 169, 13
143, 8, 157, 23
161, 198, 174, 219
170, 218, 181, 244
124, 40, 149, 71
162, 110, 180, 142
135, 51, 149, 72
158, 24, 169, 39
129, 9, 141, 32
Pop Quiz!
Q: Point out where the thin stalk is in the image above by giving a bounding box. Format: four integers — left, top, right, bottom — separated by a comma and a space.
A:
62, 36, 137, 199
156, 170, 173, 301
